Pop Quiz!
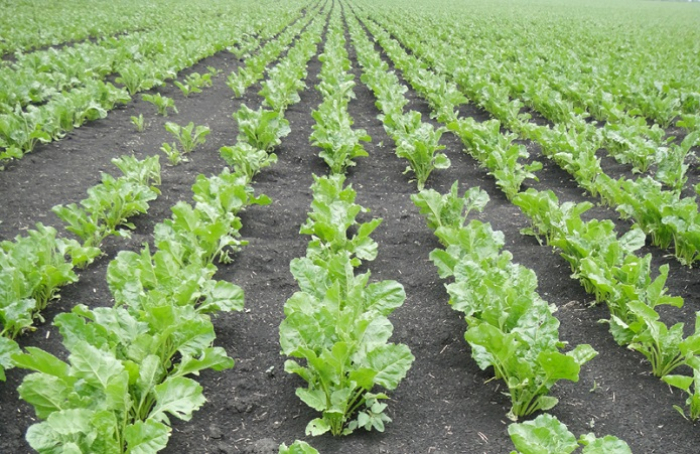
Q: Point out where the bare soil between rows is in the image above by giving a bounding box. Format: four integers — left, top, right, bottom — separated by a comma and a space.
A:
1, 9, 700, 453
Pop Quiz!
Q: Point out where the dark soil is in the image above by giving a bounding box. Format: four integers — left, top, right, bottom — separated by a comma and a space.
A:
1, 5, 699, 454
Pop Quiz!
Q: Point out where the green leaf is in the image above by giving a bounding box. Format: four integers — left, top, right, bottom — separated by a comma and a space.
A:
365, 344, 415, 390
0, 337, 21, 380
508, 414, 578, 454
296, 388, 328, 412
305, 418, 331, 436
174, 347, 234, 377
18, 373, 72, 419
124, 420, 170, 454
579, 433, 632, 453
279, 440, 319, 454
69, 343, 124, 390
150, 376, 206, 423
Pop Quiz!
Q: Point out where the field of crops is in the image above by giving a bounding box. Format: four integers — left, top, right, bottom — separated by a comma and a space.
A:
1, 0, 700, 452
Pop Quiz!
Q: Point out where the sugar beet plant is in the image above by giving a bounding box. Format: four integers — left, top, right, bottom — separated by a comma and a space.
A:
52, 155, 161, 267
15, 161, 270, 453
0, 155, 160, 382
513, 189, 700, 377
280, 175, 414, 436
310, 10, 371, 174
234, 104, 291, 152
412, 183, 597, 419
161, 121, 211, 165
508, 414, 631, 454
299, 174, 382, 267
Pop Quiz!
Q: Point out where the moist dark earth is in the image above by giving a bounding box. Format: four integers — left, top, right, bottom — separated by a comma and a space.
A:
1, 7, 700, 454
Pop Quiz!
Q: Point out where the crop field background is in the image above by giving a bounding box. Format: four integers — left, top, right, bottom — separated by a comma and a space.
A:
1, 0, 700, 452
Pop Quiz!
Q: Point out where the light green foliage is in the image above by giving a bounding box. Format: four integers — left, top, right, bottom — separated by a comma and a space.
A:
415, 186, 596, 418
508, 414, 631, 454
260, 63, 306, 112
142, 93, 178, 117
173, 72, 212, 97
225, 6, 323, 98
448, 118, 541, 200
107, 246, 244, 314
234, 104, 290, 152
384, 111, 450, 191
131, 114, 146, 132
311, 103, 371, 175
52, 156, 161, 264
279, 441, 319, 454
513, 187, 699, 381
280, 253, 414, 436
154, 170, 269, 265
15, 138, 272, 453
300, 174, 382, 267
310, 13, 371, 174
160, 142, 184, 165
164, 121, 210, 154
15, 298, 233, 453
0, 224, 79, 342
411, 181, 488, 231
0, 105, 51, 163
663, 356, 700, 421
281, 173, 412, 437
220, 142, 277, 183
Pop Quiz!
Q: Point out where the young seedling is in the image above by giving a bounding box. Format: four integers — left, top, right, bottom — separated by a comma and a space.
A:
207, 66, 222, 77
130, 114, 146, 132
142, 93, 178, 116
160, 142, 184, 165
173, 72, 213, 97
164, 122, 210, 153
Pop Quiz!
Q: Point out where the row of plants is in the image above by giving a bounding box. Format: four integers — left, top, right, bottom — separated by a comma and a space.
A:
401, 6, 700, 179
217, 10, 329, 446
309, 7, 370, 174
12, 166, 268, 452
412, 183, 598, 419
280, 173, 414, 437
358, 5, 700, 268
0, 155, 161, 380
410, 185, 632, 454
6, 64, 298, 446
348, 4, 700, 424
1, 0, 302, 111
345, 8, 449, 191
